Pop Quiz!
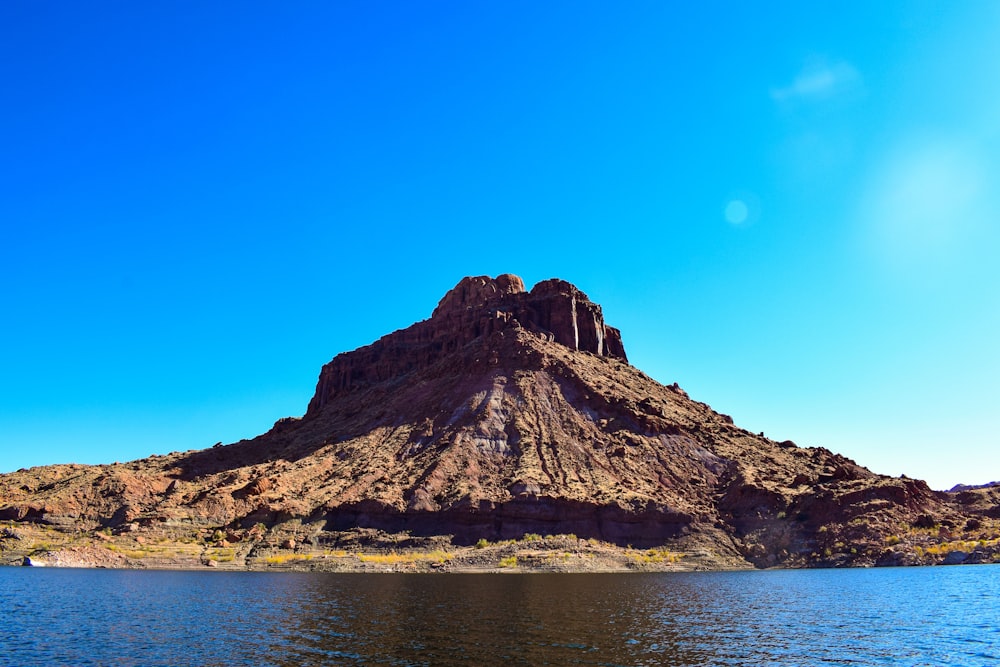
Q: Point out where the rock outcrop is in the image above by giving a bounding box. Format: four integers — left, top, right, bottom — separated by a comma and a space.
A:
2, 274, 998, 570
306, 275, 625, 415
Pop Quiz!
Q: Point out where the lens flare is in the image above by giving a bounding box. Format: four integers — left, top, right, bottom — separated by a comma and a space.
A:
724, 199, 749, 224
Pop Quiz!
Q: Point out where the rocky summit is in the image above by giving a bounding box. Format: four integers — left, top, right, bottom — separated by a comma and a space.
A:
2, 274, 999, 571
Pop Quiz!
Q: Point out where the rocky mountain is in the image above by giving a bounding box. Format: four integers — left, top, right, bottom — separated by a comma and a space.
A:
949, 481, 1000, 493
2, 274, 999, 570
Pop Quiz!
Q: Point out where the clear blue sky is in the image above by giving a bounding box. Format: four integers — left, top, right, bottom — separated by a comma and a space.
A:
2, 2, 998, 490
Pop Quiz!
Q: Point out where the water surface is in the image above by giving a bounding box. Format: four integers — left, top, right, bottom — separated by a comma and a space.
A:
2, 566, 998, 666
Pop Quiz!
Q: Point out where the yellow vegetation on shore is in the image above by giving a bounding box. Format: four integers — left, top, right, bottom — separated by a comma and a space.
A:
264, 553, 315, 565
357, 550, 452, 565
627, 547, 681, 565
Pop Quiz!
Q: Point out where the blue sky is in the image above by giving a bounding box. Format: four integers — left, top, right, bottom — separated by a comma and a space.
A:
2, 2, 998, 490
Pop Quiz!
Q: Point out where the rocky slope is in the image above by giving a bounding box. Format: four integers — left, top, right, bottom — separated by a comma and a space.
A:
2, 274, 999, 570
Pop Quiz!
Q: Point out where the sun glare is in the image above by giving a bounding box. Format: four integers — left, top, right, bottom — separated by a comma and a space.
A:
724, 199, 749, 224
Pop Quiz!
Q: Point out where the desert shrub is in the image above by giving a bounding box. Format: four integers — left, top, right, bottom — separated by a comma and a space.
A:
265, 553, 314, 565
29, 543, 52, 555
357, 550, 452, 565
628, 547, 680, 564
498, 555, 517, 568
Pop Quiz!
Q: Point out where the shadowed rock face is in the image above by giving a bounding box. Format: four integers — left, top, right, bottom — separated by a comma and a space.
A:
2, 274, 998, 568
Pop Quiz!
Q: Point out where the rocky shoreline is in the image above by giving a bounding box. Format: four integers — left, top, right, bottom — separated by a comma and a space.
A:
5, 521, 999, 573
2, 523, 746, 573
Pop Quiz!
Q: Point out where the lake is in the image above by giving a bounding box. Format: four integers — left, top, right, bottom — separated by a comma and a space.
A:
1, 566, 997, 666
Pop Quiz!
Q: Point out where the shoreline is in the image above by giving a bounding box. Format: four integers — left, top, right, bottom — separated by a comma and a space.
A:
4, 540, 740, 574
0, 521, 752, 573
5, 520, 1000, 573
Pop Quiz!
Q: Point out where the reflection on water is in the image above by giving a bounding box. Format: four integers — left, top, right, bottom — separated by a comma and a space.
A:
273, 574, 701, 666
2, 566, 999, 666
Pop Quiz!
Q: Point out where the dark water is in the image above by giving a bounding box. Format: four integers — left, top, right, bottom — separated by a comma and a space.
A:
1, 566, 998, 666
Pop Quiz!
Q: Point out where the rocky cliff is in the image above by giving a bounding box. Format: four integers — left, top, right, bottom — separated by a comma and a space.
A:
2, 274, 998, 570
306, 274, 625, 414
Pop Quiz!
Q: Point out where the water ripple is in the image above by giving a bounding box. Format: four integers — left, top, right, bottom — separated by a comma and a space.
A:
2, 566, 999, 666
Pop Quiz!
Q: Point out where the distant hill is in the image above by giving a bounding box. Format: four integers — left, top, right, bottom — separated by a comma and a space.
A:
949, 482, 1000, 492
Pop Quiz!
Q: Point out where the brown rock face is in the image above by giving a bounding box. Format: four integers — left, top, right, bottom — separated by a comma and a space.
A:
2, 274, 997, 569
306, 274, 626, 415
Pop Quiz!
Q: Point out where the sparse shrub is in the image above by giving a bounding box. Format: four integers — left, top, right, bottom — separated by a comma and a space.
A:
356, 550, 452, 565
498, 555, 517, 568
522, 533, 542, 542
29, 542, 52, 555
423, 550, 451, 564
265, 553, 314, 565
628, 547, 680, 565
475, 538, 489, 549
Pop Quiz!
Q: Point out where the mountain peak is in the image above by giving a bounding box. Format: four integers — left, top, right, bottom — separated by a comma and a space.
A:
306, 275, 626, 416
432, 274, 527, 316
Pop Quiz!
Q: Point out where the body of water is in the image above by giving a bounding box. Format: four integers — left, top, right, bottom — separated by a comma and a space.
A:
1, 565, 998, 666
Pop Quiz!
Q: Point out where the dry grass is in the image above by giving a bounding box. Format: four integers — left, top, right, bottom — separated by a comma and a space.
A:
357, 550, 452, 565
628, 547, 681, 565
265, 553, 314, 565
914, 537, 1000, 558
